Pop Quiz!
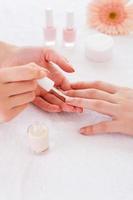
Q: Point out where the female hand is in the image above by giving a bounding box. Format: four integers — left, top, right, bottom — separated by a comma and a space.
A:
1, 44, 81, 113
65, 81, 133, 136
0, 63, 47, 122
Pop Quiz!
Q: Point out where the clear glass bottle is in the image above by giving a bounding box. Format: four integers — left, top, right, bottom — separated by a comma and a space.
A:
63, 11, 76, 48
44, 8, 57, 47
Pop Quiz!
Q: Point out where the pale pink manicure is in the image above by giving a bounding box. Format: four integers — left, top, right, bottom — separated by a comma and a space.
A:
80, 128, 85, 134
62, 104, 74, 112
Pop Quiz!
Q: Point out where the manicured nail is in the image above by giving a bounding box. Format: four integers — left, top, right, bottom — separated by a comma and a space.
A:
65, 97, 73, 102
40, 69, 47, 77
75, 107, 83, 113
80, 128, 86, 134
70, 106, 81, 113
52, 107, 61, 112
63, 104, 74, 112
66, 62, 75, 72
69, 66, 75, 72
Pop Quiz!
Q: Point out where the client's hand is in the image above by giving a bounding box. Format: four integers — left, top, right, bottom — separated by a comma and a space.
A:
65, 81, 133, 136
2, 45, 80, 113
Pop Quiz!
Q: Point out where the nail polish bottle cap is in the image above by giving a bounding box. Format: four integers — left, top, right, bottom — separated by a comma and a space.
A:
38, 77, 54, 91
66, 11, 75, 29
45, 8, 54, 27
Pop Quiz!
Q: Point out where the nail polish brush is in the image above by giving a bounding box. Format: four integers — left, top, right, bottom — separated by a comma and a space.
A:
38, 77, 67, 101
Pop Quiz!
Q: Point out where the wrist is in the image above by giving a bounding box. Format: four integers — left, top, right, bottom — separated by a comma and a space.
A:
0, 41, 18, 66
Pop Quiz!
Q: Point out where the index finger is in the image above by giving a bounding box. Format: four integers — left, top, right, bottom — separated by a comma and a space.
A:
44, 49, 75, 73
0, 63, 47, 83
71, 81, 119, 94
66, 97, 117, 116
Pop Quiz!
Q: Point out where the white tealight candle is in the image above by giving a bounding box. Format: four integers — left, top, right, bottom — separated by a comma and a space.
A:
85, 33, 114, 62
28, 123, 49, 153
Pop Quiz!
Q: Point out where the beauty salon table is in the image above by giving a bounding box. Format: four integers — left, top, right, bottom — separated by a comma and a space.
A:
0, 0, 133, 199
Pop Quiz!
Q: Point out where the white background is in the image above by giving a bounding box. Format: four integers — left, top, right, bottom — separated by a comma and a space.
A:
0, 0, 133, 200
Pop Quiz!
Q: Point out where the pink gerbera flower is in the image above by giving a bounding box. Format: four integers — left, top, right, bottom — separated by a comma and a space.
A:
87, 0, 133, 35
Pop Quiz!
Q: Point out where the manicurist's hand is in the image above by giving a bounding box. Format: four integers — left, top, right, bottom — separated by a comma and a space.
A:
65, 81, 133, 136
1, 42, 81, 113
0, 64, 47, 122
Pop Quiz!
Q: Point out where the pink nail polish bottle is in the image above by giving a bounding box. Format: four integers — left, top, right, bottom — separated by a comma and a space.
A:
44, 8, 57, 47
63, 11, 76, 48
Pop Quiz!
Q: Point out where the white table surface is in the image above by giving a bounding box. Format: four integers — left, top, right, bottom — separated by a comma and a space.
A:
0, 0, 133, 199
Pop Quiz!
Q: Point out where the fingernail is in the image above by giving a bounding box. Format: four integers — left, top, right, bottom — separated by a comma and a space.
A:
65, 97, 73, 103
63, 91, 71, 97
51, 107, 61, 112
66, 62, 75, 72
71, 69, 75, 72
40, 69, 47, 77
80, 128, 85, 134
80, 128, 86, 134
63, 104, 73, 112
69, 67, 75, 72
76, 108, 83, 113
54, 109, 61, 113
71, 107, 79, 113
